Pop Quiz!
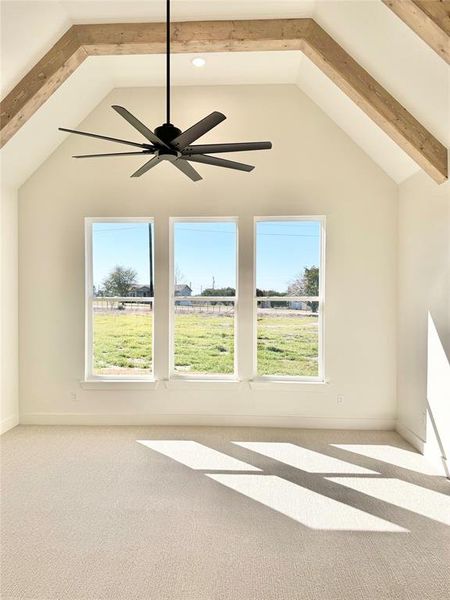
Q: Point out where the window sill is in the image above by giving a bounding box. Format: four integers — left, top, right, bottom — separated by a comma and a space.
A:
79, 378, 328, 391
249, 378, 327, 391
164, 378, 242, 390
80, 379, 159, 391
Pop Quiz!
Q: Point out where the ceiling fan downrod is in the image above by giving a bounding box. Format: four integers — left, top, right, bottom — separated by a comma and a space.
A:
166, 0, 171, 125
154, 0, 182, 146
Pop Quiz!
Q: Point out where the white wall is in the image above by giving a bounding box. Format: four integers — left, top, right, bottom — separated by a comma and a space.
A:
0, 184, 19, 433
397, 171, 449, 474
18, 84, 398, 428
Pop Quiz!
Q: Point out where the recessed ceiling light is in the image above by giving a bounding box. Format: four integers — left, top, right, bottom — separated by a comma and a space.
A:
191, 57, 206, 67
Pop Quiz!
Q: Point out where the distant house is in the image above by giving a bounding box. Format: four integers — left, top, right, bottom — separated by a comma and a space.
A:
289, 300, 309, 311
258, 299, 271, 309
174, 284, 192, 306
130, 284, 152, 297
174, 284, 192, 297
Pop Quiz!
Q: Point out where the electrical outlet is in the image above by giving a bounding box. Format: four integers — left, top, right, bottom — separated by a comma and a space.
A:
337, 395, 344, 405
70, 392, 77, 401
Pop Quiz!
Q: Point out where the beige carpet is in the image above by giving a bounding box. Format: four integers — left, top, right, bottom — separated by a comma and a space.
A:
1, 426, 449, 600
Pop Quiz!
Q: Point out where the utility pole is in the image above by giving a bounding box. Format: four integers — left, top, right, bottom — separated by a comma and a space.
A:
212, 276, 215, 290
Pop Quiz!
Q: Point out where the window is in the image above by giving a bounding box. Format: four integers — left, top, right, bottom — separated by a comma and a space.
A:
85, 216, 324, 384
170, 219, 237, 378
85, 219, 154, 379
255, 218, 324, 379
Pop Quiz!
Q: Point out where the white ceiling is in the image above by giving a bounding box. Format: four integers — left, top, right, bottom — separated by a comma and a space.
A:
1, 0, 448, 188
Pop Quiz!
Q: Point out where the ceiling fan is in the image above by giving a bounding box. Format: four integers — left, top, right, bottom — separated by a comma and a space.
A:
58, 1, 272, 181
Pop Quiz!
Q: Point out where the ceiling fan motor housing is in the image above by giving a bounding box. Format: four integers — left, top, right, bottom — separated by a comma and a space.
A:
154, 123, 183, 157
155, 123, 182, 143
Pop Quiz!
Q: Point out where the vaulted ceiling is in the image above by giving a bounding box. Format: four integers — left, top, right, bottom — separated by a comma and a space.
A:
1, 0, 448, 188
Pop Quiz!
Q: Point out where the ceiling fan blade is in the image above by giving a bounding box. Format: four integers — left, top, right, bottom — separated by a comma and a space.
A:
59, 127, 149, 149
183, 142, 272, 155
112, 105, 170, 148
184, 154, 254, 172
172, 159, 202, 182
131, 156, 161, 178
172, 112, 226, 150
73, 151, 154, 159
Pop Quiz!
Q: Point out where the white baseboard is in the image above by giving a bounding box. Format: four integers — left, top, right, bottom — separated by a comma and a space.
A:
396, 421, 449, 478
395, 421, 425, 452
20, 412, 395, 430
1, 414, 19, 434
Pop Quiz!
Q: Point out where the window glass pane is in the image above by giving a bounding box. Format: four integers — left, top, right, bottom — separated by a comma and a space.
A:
173, 222, 236, 295
93, 299, 152, 376
91, 221, 153, 377
256, 219, 322, 378
173, 222, 237, 375
174, 302, 235, 375
257, 301, 319, 377
256, 220, 320, 296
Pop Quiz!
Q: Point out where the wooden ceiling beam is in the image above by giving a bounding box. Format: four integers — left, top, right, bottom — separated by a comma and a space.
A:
75, 19, 308, 54
383, 0, 450, 63
0, 27, 87, 146
0, 18, 447, 183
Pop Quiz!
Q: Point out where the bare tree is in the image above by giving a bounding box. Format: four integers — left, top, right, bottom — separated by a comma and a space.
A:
287, 266, 319, 312
174, 264, 186, 286
287, 276, 305, 296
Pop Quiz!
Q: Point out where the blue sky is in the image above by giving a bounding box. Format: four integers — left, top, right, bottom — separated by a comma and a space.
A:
256, 221, 320, 291
92, 220, 320, 294
174, 222, 236, 293
92, 222, 151, 290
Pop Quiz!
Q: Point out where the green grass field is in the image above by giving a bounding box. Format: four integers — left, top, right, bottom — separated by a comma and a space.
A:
93, 311, 318, 376
173, 313, 235, 374
93, 313, 153, 375
257, 314, 318, 376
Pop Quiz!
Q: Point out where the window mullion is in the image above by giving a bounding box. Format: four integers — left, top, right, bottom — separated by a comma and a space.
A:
237, 215, 255, 381
154, 215, 170, 381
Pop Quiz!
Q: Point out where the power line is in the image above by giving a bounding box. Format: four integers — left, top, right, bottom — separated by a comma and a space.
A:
93, 225, 148, 233
179, 228, 318, 237
94, 225, 319, 238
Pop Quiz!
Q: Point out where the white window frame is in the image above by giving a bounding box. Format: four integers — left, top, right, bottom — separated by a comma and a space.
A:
169, 217, 239, 381
253, 216, 326, 383
85, 217, 155, 381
